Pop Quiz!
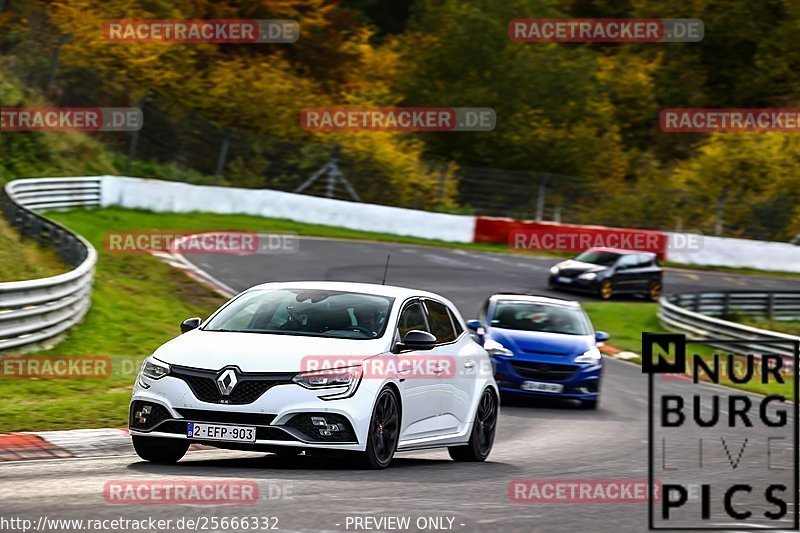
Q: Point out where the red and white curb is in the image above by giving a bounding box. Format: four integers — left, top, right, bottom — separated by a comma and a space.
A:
150, 250, 237, 298
599, 344, 639, 361
0, 428, 212, 463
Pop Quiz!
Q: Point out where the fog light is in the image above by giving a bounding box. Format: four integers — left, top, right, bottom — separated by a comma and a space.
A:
134, 404, 153, 426
311, 417, 327, 426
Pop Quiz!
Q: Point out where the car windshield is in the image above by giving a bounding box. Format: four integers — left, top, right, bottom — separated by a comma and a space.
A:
490, 301, 592, 335
574, 250, 621, 266
203, 289, 394, 340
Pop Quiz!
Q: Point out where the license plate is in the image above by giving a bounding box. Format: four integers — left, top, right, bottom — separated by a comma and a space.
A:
556, 276, 572, 284
187, 422, 256, 442
521, 381, 564, 393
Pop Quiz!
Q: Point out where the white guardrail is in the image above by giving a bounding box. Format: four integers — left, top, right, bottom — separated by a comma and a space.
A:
659, 292, 800, 359
0, 178, 99, 352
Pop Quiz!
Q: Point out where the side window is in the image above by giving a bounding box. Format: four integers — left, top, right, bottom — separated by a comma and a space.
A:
397, 301, 429, 337
449, 308, 464, 336
617, 255, 639, 268
424, 300, 457, 343
637, 254, 654, 267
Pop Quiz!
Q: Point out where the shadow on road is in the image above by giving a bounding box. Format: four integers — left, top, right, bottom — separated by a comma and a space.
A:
126, 451, 521, 483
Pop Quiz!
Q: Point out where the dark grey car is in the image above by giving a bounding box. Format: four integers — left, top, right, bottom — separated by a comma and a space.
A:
548, 248, 663, 301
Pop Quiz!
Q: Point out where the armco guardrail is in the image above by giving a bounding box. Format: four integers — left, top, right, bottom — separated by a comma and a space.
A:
0, 178, 99, 351
658, 291, 800, 359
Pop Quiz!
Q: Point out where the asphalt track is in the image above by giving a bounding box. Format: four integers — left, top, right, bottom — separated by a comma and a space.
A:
190, 236, 800, 317
2, 237, 797, 532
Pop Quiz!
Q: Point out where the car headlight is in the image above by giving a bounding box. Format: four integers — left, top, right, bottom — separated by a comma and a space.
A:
484, 339, 514, 357
141, 357, 170, 380
575, 347, 602, 364
578, 272, 597, 280
293, 366, 362, 400
550, 266, 560, 275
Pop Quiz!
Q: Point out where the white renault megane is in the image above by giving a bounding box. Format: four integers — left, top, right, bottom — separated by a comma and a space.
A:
130, 281, 498, 468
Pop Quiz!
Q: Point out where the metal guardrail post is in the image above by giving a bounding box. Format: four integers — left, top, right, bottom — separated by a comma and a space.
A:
767, 293, 774, 320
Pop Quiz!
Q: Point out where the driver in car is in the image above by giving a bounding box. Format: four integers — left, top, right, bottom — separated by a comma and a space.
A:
354, 307, 383, 336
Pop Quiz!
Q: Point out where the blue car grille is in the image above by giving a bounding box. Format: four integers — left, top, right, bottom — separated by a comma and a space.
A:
510, 361, 578, 381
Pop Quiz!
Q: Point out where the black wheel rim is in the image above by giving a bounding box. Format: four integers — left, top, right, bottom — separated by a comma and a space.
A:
371, 391, 399, 463
475, 390, 497, 454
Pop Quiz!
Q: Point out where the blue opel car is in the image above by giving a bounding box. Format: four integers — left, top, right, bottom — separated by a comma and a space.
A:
467, 294, 608, 409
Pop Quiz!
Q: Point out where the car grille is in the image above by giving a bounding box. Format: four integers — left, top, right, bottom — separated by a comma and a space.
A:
510, 361, 578, 381
170, 365, 295, 404
175, 409, 276, 426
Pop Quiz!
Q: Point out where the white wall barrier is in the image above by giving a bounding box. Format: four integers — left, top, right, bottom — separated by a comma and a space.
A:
101, 177, 477, 243
667, 232, 800, 273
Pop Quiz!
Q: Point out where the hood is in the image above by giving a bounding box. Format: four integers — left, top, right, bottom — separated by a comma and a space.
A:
152, 330, 390, 372
489, 328, 594, 357
554, 259, 607, 274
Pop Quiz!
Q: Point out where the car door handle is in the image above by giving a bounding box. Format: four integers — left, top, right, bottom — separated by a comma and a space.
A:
464, 360, 476, 369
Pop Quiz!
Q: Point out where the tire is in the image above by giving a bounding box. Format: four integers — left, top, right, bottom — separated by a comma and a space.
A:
580, 398, 599, 410
646, 280, 662, 302
358, 387, 401, 469
448, 388, 498, 462
598, 280, 613, 300
132, 435, 189, 463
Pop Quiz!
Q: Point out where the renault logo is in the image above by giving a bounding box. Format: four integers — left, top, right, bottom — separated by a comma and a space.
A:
217, 369, 238, 396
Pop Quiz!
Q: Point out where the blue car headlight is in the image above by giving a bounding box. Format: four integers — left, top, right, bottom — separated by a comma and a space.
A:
485, 339, 514, 357
575, 347, 602, 364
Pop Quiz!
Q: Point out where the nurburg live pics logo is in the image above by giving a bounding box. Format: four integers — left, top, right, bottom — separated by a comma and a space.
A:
642, 332, 799, 530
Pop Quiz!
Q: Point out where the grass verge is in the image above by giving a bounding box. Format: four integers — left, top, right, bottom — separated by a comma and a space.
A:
0, 215, 67, 281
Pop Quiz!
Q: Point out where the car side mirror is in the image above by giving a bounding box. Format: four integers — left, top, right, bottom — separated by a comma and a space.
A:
466, 319, 483, 332
395, 330, 437, 352
595, 331, 610, 343
180, 317, 202, 334
466, 319, 485, 337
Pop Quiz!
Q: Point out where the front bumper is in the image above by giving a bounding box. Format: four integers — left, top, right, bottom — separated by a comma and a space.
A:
129, 371, 385, 452
548, 274, 601, 293
492, 355, 602, 400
